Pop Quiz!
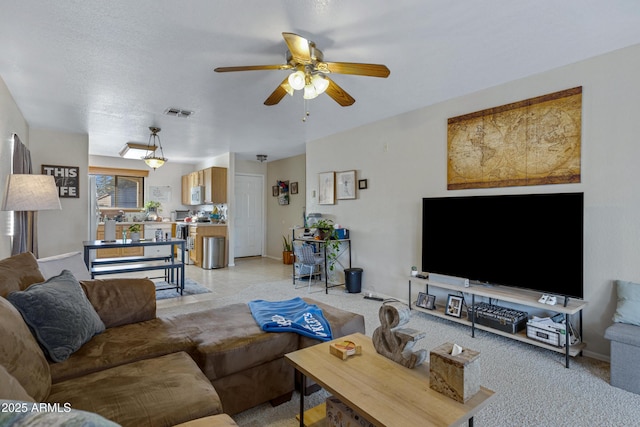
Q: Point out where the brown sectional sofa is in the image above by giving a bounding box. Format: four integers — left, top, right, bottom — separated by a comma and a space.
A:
0, 252, 366, 426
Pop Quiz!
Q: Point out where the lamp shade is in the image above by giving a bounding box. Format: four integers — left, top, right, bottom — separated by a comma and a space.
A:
2, 174, 62, 211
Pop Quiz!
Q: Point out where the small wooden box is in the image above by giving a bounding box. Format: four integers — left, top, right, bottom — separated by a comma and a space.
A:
429, 342, 480, 403
329, 340, 362, 360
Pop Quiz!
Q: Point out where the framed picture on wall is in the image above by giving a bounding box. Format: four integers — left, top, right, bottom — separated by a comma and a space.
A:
318, 172, 335, 205
336, 170, 356, 200
291, 181, 298, 194
272, 186, 279, 197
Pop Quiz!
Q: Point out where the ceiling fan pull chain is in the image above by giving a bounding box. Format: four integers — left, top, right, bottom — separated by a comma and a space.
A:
302, 98, 310, 122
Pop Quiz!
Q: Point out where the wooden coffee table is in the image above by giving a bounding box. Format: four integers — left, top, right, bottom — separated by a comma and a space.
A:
285, 333, 495, 427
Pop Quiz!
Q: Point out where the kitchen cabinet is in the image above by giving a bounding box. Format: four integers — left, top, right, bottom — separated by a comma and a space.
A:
188, 224, 228, 267
204, 167, 227, 203
182, 167, 227, 205
95, 224, 144, 258
181, 175, 191, 205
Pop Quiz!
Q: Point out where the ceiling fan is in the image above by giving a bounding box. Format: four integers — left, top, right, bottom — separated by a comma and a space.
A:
214, 32, 390, 107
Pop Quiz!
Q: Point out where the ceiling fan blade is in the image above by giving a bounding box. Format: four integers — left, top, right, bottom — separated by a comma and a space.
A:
214, 64, 292, 72
282, 32, 313, 64
318, 62, 390, 78
264, 77, 292, 106
324, 78, 356, 107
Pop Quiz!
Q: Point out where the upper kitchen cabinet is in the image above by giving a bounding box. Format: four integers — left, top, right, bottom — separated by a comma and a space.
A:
182, 167, 227, 205
181, 175, 191, 205
204, 167, 227, 203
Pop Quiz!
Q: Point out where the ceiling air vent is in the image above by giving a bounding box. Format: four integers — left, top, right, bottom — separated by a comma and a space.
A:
164, 107, 194, 118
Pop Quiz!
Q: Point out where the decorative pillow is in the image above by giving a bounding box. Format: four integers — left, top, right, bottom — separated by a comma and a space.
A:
7, 270, 105, 362
0, 400, 120, 427
37, 251, 91, 281
613, 280, 640, 326
0, 252, 45, 298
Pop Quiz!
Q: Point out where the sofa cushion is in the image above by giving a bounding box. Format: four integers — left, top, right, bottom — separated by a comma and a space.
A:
37, 251, 91, 281
0, 399, 119, 427
7, 270, 105, 362
166, 302, 299, 381
613, 280, 640, 327
80, 278, 156, 328
0, 297, 51, 402
47, 351, 223, 427
0, 366, 35, 402
49, 317, 196, 383
0, 252, 45, 298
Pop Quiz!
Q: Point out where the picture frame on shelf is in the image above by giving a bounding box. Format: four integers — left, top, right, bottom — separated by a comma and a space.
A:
445, 294, 463, 318
318, 171, 335, 205
416, 292, 436, 310
336, 170, 356, 200
425, 294, 436, 310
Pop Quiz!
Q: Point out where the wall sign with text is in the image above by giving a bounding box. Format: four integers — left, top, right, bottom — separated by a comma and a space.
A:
41, 165, 79, 198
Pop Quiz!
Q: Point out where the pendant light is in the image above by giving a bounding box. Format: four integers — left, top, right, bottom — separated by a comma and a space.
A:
143, 127, 168, 170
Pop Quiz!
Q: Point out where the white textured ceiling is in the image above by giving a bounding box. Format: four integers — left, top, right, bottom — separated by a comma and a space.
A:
1, 1, 639, 164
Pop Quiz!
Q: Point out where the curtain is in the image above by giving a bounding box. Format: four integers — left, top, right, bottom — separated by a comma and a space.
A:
11, 134, 38, 257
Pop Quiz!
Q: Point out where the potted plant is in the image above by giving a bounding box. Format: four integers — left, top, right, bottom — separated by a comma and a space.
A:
411, 266, 418, 277
128, 223, 141, 242
282, 235, 294, 265
143, 201, 162, 221
313, 219, 341, 271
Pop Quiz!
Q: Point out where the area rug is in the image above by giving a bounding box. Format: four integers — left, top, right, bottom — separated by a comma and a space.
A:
157, 280, 640, 427
154, 278, 211, 300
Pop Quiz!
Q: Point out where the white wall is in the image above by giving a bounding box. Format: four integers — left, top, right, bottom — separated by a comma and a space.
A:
266, 154, 306, 259
306, 43, 640, 359
0, 76, 29, 259
30, 129, 88, 257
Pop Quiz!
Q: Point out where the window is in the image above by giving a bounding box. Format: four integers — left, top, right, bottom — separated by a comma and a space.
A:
89, 167, 148, 210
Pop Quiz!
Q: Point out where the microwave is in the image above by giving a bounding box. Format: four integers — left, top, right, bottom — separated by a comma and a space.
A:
190, 186, 204, 205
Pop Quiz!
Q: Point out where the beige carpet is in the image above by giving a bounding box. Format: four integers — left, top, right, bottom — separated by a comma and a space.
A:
158, 279, 640, 427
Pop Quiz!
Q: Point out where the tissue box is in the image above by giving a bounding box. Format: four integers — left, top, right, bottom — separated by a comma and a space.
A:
326, 396, 374, 427
429, 342, 480, 403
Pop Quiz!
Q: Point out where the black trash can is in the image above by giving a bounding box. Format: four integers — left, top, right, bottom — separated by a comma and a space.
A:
344, 268, 363, 293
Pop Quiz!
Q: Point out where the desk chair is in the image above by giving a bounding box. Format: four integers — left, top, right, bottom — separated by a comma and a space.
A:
293, 241, 324, 292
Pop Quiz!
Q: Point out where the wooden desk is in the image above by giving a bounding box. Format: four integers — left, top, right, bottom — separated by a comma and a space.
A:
285, 333, 495, 427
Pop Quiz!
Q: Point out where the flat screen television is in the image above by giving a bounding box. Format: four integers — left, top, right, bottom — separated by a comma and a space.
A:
422, 192, 583, 298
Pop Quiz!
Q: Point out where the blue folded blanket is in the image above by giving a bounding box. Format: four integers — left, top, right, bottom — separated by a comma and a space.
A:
248, 297, 333, 341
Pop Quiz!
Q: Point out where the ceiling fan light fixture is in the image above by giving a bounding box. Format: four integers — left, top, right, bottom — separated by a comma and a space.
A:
143, 127, 168, 170
311, 74, 329, 95
288, 70, 306, 90
303, 83, 319, 100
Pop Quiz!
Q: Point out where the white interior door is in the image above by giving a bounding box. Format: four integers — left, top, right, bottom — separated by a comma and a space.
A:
234, 174, 263, 257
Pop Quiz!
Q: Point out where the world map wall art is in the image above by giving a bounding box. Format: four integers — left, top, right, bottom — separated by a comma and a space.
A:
447, 87, 582, 190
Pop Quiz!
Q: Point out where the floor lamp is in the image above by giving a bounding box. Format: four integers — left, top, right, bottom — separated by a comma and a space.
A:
2, 174, 62, 256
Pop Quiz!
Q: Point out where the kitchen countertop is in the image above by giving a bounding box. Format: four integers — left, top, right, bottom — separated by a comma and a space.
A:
99, 221, 227, 226
177, 222, 227, 227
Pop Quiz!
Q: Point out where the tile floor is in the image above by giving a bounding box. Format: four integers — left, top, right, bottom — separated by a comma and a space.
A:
155, 256, 293, 309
